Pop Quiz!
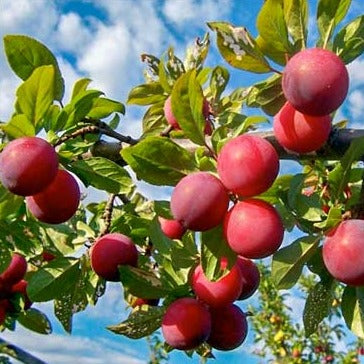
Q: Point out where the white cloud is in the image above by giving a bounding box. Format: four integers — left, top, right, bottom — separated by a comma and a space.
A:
163, 0, 232, 29
55, 12, 94, 54
348, 89, 364, 120
348, 58, 364, 89
2, 327, 144, 364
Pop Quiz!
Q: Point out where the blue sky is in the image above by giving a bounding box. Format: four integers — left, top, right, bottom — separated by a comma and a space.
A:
0, 0, 363, 363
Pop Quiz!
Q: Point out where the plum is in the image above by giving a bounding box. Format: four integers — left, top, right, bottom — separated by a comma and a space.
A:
0, 254, 27, 286
0, 136, 58, 196
171, 172, 229, 231
282, 48, 349, 116
217, 135, 279, 197
236, 256, 260, 300
161, 297, 211, 350
90, 233, 138, 281
224, 199, 284, 259
158, 217, 186, 239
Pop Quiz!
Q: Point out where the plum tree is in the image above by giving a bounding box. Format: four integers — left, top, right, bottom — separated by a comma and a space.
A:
217, 135, 279, 197
282, 48, 349, 116
158, 217, 186, 239
191, 262, 243, 307
236, 257, 260, 300
0, 254, 27, 286
273, 102, 332, 153
90, 233, 138, 281
26, 169, 80, 224
11, 280, 32, 310
224, 199, 284, 259
161, 297, 211, 350
171, 172, 229, 231
131, 297, 159, 308
323, 220, 364, 286
207, 304, 248, 351
0, 136, 58, 196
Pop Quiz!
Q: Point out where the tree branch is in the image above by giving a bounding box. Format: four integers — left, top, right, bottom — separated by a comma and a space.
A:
0, 337, 47, 364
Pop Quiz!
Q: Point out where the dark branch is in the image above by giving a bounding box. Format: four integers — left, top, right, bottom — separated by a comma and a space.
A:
100, 194, 117, 236
0, 337, 47, 364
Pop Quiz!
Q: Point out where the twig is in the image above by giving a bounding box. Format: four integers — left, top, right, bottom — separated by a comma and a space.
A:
160, 125, 174, 137
53, 125, 99, 147
100, 194, 117, 236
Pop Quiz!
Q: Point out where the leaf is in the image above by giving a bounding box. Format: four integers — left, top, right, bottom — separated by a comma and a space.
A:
87, 98, 125, 119
272, 235, 320, 289
171, 70, 205, 145
316, 0, 352, 48
201, 225, 237, 282
0, 246, 11, 275
303, 279, 334, 336
342, 286, 364, 338
118, 266, 169, 299
16, 65, 55, 128
1, 114, 35, 138
314, 207, 342, 230
70, 157, 133, 195
184, 33, 210, 71
121, 136, 197, 186
257, 0, 293, 53
27, 258, 81, 302
283, 0, 308, 49
208, 22, 271, 73
166, 47, 186, 80
108, 306, 165, 339
333, 15, 364, 64
17, 308, 52, 335
142, 103, 165, 136
209, 66, 230, 101
0, 183, 24, 219
256, 36, 287, 65
3, 35, 64, 100
71, 78, 92, 100
127, 83, 165, 105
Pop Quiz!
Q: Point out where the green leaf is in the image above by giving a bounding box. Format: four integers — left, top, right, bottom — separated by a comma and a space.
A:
1, 114, 35, 138
257, 0, 293, 53
27, 258, 81, 302
3, 35, 64, 100
0, 246, 11, 275
0, 183, 24, 220
17, 308, 52, 335
303, 279, 334, 336
256, 36, 287, 65
283, 0, 308, 49
342, 286, 364, 338
272, 235, 320, 289
127, 83, 165, 105
166, 47, 186, 80
333, 15, 364, 64
184, 33, 210, 71
201, 225, 237, 282
208, 22, 271, 73
171, 70, 205, 145
119, 266, 169, 299
316, 0, 352, 48
314, 207, 342, 230
209, 66, 230, 101
108, 306, 165, 339
70, 157, 133, 195
121, 136, 197, 186
142, 103, 165, 136
87, 98, 125, 119
16, 65, 55, 128
71, 78, 92, 100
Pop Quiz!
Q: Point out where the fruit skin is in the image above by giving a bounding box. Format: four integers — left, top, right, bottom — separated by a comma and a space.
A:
224, 199, 284, 259
171, 172, 229, 231
161, 297, 211, 350
282, 48, 349, 116
207, 304, 248, 351
323, 219, 364, 286
90, 233, 138, 281
0, 300, 8, 325
26, 169, 80, 224
273, 102, 332, 153
42, 251, 56, 262
163, 96, 212, 134
0, 254, 27, 286
158, 217, 186, 240
192, 261, 243, 307
236, 256, 260, 300
0, 136, 58, 196
11, 280, 32, 310
217, 135, 279, 197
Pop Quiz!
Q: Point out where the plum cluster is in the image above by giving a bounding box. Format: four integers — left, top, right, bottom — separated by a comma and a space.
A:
0, 254, 31, 325
0, 136, 80, 224
274, 48, 349, 153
